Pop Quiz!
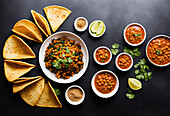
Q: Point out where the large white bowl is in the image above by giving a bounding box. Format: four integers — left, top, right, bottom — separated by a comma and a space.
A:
91, 70, 119, 98
146, 35, 170, 67
39, 31, 89, 83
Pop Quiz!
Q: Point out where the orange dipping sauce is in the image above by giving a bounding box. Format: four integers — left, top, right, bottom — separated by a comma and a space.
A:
94, 72, 116, 94
117, 54, 132, 69
95, 48, 110, 63
125, 24, 145, 44
147, 37, 170, 65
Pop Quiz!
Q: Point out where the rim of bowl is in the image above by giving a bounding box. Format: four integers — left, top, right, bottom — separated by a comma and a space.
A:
74, 17, 88, 32
146, 34, 170, 67
123, 23, 146, 46
65, 85, 85, 105
93, 46, 112, 65
91, 70, 119, 98
115, 52, 133, 71
89, 20, 106, 37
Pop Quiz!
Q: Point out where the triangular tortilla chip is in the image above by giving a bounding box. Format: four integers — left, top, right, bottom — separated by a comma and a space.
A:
3, 35, 36, 59
43, 5, 71, 32
36, 81, 62, 108
20, 77, 45, 106
13, 76, 40, 84
31, 10, 51, 37
4, 60, 35, 82
13, 76, 42, 93
12, 19, 43, 43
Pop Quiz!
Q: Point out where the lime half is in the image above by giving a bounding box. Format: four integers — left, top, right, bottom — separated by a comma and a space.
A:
90, 21, 99, 33
96, 22, 105, 36
128, 78, 142, 90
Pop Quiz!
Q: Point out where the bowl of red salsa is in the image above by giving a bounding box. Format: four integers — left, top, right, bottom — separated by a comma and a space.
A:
93, 46, 112, 65
115, 52, 133, 71
124, 23, 146, 46
91, 70, 119, 98
146, 35, 170, 67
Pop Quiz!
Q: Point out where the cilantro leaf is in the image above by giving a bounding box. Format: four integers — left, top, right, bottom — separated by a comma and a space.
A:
111, 49, 119, 55
133, 48, 138, 52
112, 43, 119, 49
135, 33, 142, 37
54, 88, 61, 95
66, 47, 70, 53
126, 93, 135, 99
135, 70, 140, 74
67, 57, 73, 63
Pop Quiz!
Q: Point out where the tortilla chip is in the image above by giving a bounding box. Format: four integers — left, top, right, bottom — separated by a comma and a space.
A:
36, 81, 62, 108
3, 35, 36, 59
12, 19, 43, 43
31, 10, 51, 37
4, 60, 35, 82
13, 76, 40, 84
20, 77, 45, 106
43, 5, 71, 32
13, 76, 42, 93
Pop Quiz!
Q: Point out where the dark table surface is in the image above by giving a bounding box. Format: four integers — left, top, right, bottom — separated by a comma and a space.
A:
0, 0, 170, 116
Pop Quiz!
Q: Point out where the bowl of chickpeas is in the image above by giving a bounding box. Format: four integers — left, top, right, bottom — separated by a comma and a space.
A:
115, 52, 133, 71
146, 35, 170, 67
91, 70, 119, 98
93, 46, 112, 65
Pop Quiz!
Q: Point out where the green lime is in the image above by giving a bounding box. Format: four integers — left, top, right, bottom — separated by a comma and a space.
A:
90, 21, 99, 33
96, 22, 105, 36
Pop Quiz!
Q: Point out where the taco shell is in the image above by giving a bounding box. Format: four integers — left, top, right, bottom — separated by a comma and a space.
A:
13, 76, 42, 93
31, 10, 51, 37
4, 60, 35, 82
3, 35, 36, 59
20, 77, 45, 106
43, 5, 71, 32
13, 76, 40, 84
36, 81, 62, 108
12, 19, 43, 43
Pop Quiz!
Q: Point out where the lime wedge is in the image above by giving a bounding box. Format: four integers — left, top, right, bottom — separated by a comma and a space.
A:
128, 78, 142, 90
96, 22, 105, 35
90, 21, 99, 33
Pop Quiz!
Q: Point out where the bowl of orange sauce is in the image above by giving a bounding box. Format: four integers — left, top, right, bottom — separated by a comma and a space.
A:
124, 23, 146, 46
93, 46, 112, 65
91, 70, 119, 98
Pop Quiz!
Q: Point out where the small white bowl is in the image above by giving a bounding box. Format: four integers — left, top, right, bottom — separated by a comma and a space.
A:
65, 85, 85, 105
74, 17, 88, 32
115, 52, 133, 71
91, 70, 119, 98
123, 23, 146, 46
89, 20, 106, 37
93, 46, 112, 65
146, 35, 170, 67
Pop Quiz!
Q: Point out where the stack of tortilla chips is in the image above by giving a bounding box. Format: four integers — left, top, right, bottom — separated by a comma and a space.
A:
3, 5, 72, 108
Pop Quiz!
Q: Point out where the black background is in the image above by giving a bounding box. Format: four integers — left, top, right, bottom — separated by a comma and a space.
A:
0, 0, 170, 116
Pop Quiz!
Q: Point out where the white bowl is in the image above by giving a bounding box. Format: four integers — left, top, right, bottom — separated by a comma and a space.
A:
93, 46, 112, 65
91, 70, 119, 98
89, 20, 106, 37
146, 35, 170, 67
39, 31, 89, 84
115, 52, 133, 71
65, 85, 85, 105
123, 23, 146, 46
74, 17, 88, 32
